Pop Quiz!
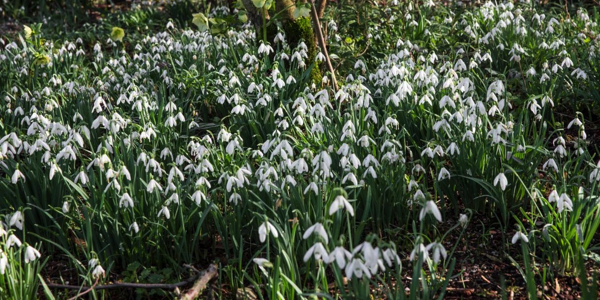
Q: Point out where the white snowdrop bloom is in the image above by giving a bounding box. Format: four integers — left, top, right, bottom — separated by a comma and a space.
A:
342, 173, 358, 186
9, 211, 23, 230
129, 222, 139, 233
74, 169, 89, 185
257, 43, 273, 55
554, 144, 567, 157
303, 223, 328, 244
92, 265, 105, 278
421, 147, 434, 159
561, 57, 573, 68
62, 201, 70, 213
192, 190, 206, 205
304, 242, 330, 263
409, 243, 428, 261
462, 130, 474, 142
6, 235, 22, 248
459, 214, 468, 227
494, 173, 508, 191
426, 242, 447, 264
419, 201, 442, 222
329, 195, 355, 216
552, 193, 573, 213
412, 164, 425, 175
0, 252, 7, 275
408, 179, 419, 191
253, 258, 271, 269
157, 206, 171, 219
567, 117, 582, 129
119, 193, 134, 208
166, 193, 179, 205
382, 248, 400, 267
304, 181, 319, 195
24, 245, 41, 263
543, 159, 558, 173
226, 139, 242, 155
11, 169, 25, 184
229, 193, 242, 205
511, 231, 529, 244
329, 247, 352, 269
362, 166, 377, 179
447, 142, 460, 155
438, 167, 451, 181
147, 179, 163, 193
258, 221, 278, 243
345, 258, 371, 279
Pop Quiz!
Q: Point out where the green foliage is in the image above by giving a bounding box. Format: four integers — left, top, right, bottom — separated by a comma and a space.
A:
1, 1, 600, 299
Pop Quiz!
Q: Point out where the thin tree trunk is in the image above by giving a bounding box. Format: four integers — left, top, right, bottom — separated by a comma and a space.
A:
309, 0, 338, 90
240, 0, 270, 33
276, 0, 296, 21
316, 0, 328, 19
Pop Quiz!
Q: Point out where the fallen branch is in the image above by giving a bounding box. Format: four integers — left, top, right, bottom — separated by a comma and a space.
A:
309, 0, 338, 91
180, 264, 219, 300
68, 277, 99, 300
46, 264, 213, 292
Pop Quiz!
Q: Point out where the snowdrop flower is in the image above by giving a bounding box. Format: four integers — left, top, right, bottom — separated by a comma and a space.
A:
426, 242, 447, 264
74, 170, 89, 185
303, 242, 329, 262
258, 221, 278, 243
9, 211, 23, 230
345, 258, 371, 279
409, 243, 428, 261
0, 252, 7, 274
494, 173, 508, 191
329, 247, 352, 269
543, 159, 559, 173
92, 265, 105, 278
329, 195, 355, 216
147, 179, 163, 193
511, 231, 529, 244
119, 193, 134, 208
129, 222, 139, 233
157, 206, 170, 219
303, 223, 328, 244
6, 235, 22, 248
382, 248, 400, 267
549, 191, 573, 213
303, 182, 318, 195
567, 117, 582, 129
11, 169, 25, 184
62, 201, 70, 213
459, 214, 468, 227
258, 43, 273, 55
24, 245, 41, 263
253, 258, 272, 268
419, 201, 442, 222
437, 167, 451, 181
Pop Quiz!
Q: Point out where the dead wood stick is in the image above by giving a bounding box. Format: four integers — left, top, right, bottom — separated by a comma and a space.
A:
179, 264, 219, 300
68, 277, 99, 300
46, 265, 211, 291
309, 0, 338, 91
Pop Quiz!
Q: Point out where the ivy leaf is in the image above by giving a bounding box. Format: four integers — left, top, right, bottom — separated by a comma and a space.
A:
110, 27, 125, 42
238, 10, 248, 23
192, 13, 209, 31
252, 0, 266, 8
293, 3, 311, 19
23, 25, 33, 39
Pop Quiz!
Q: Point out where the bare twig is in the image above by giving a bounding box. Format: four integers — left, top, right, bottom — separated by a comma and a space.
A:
180, 264, 219, 300
309, 0, 339, 91
46, 265, 213, 291
68, 277, 99, 300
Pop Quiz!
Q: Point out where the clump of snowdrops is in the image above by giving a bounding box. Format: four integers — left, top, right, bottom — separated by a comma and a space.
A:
0, 0, 600, 298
